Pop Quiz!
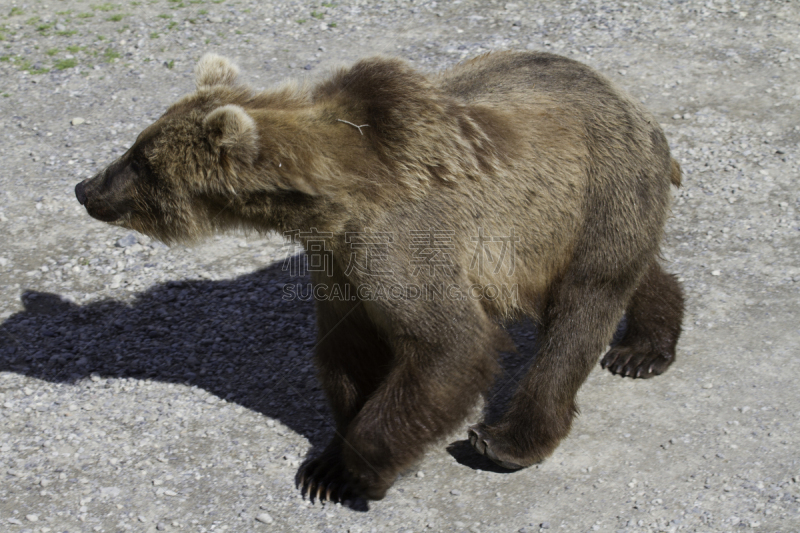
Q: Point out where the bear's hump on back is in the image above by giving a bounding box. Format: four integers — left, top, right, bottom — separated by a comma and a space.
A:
439, 51, 618, 104
312, 56, 436, 118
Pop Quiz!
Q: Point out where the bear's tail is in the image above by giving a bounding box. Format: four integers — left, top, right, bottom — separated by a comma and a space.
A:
670, 158, 682, 187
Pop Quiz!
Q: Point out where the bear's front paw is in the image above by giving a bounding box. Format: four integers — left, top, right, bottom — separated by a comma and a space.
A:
468, 423, 531, 470
296, 444, 392, 504
346, 467, 392, 501
296, 448, 357, 504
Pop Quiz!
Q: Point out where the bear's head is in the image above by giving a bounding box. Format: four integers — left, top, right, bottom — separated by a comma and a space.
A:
76, 52, 479, 243
75, 54, 273, 243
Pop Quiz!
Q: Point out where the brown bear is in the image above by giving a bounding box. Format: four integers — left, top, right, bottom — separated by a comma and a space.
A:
75, 51, 684, 502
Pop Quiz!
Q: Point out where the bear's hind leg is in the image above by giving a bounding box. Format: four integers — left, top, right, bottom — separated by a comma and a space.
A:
601, 261, 684, 379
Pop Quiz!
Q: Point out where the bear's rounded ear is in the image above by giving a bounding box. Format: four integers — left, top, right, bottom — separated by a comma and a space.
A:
195, 53, 240, 90
203, 104, 259, 167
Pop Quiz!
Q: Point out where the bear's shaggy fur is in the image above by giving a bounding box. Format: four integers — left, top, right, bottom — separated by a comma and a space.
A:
76, 51, 684, 502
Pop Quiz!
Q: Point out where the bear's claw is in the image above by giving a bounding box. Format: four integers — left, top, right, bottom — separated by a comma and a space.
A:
600, 345, 673, 379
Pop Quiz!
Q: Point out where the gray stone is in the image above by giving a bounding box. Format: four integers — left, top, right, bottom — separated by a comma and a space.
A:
116, 233, 138, 247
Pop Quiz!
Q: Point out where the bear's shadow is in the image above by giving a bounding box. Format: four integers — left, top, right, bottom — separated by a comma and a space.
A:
0, 258, 623, 487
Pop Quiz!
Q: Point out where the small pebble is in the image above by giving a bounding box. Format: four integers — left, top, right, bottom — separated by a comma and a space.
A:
71, 117, 86, 126
255, 512, 274, 524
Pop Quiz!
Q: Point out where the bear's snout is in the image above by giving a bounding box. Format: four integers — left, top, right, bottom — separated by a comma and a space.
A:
75, 180, 88, 205
73, 175, 129, 223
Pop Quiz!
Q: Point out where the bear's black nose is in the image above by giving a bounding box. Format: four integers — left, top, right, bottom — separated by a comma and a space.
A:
75, 180, 87, 205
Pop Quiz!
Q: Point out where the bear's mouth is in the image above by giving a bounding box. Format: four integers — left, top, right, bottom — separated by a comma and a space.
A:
86, 204, 129, 223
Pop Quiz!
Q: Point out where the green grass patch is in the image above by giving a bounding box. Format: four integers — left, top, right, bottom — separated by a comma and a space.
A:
168, 21, 178, 29
130, 1, 141, 5
9, 7, 24, 16
57, 30, 78, 36
78, 12, 95, 18
296, 18, 306, 24
158, 13, 171, 18
328, 22, 337, 28
56, 10, 73, 16
46, 48, 59, 56
55, 58, 78, 70
104, 48, 121, 61
150, 31, 159, 38
321, 2, 336, 7
198, 9, 207, 14
92, 3, 118, 12
0, 55, 11, 62
37, 23, 54, 32
26, 16, 40, 25
165, 59, 174, 69
66, 45, 82, 53
2, 93, 10, 97
107, 14, 125, 21
311, 11, 323, 19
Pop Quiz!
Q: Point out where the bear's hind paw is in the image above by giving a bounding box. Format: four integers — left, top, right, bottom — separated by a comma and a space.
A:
600, 344, 673, 379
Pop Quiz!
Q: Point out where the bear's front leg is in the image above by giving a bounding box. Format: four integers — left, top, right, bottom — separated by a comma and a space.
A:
339, 311, 504, 500
296, 297, 394, 504
468, 270, 639, 469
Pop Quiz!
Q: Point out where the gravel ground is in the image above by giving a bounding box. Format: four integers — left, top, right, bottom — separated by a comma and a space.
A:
1, 0, 799, 532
